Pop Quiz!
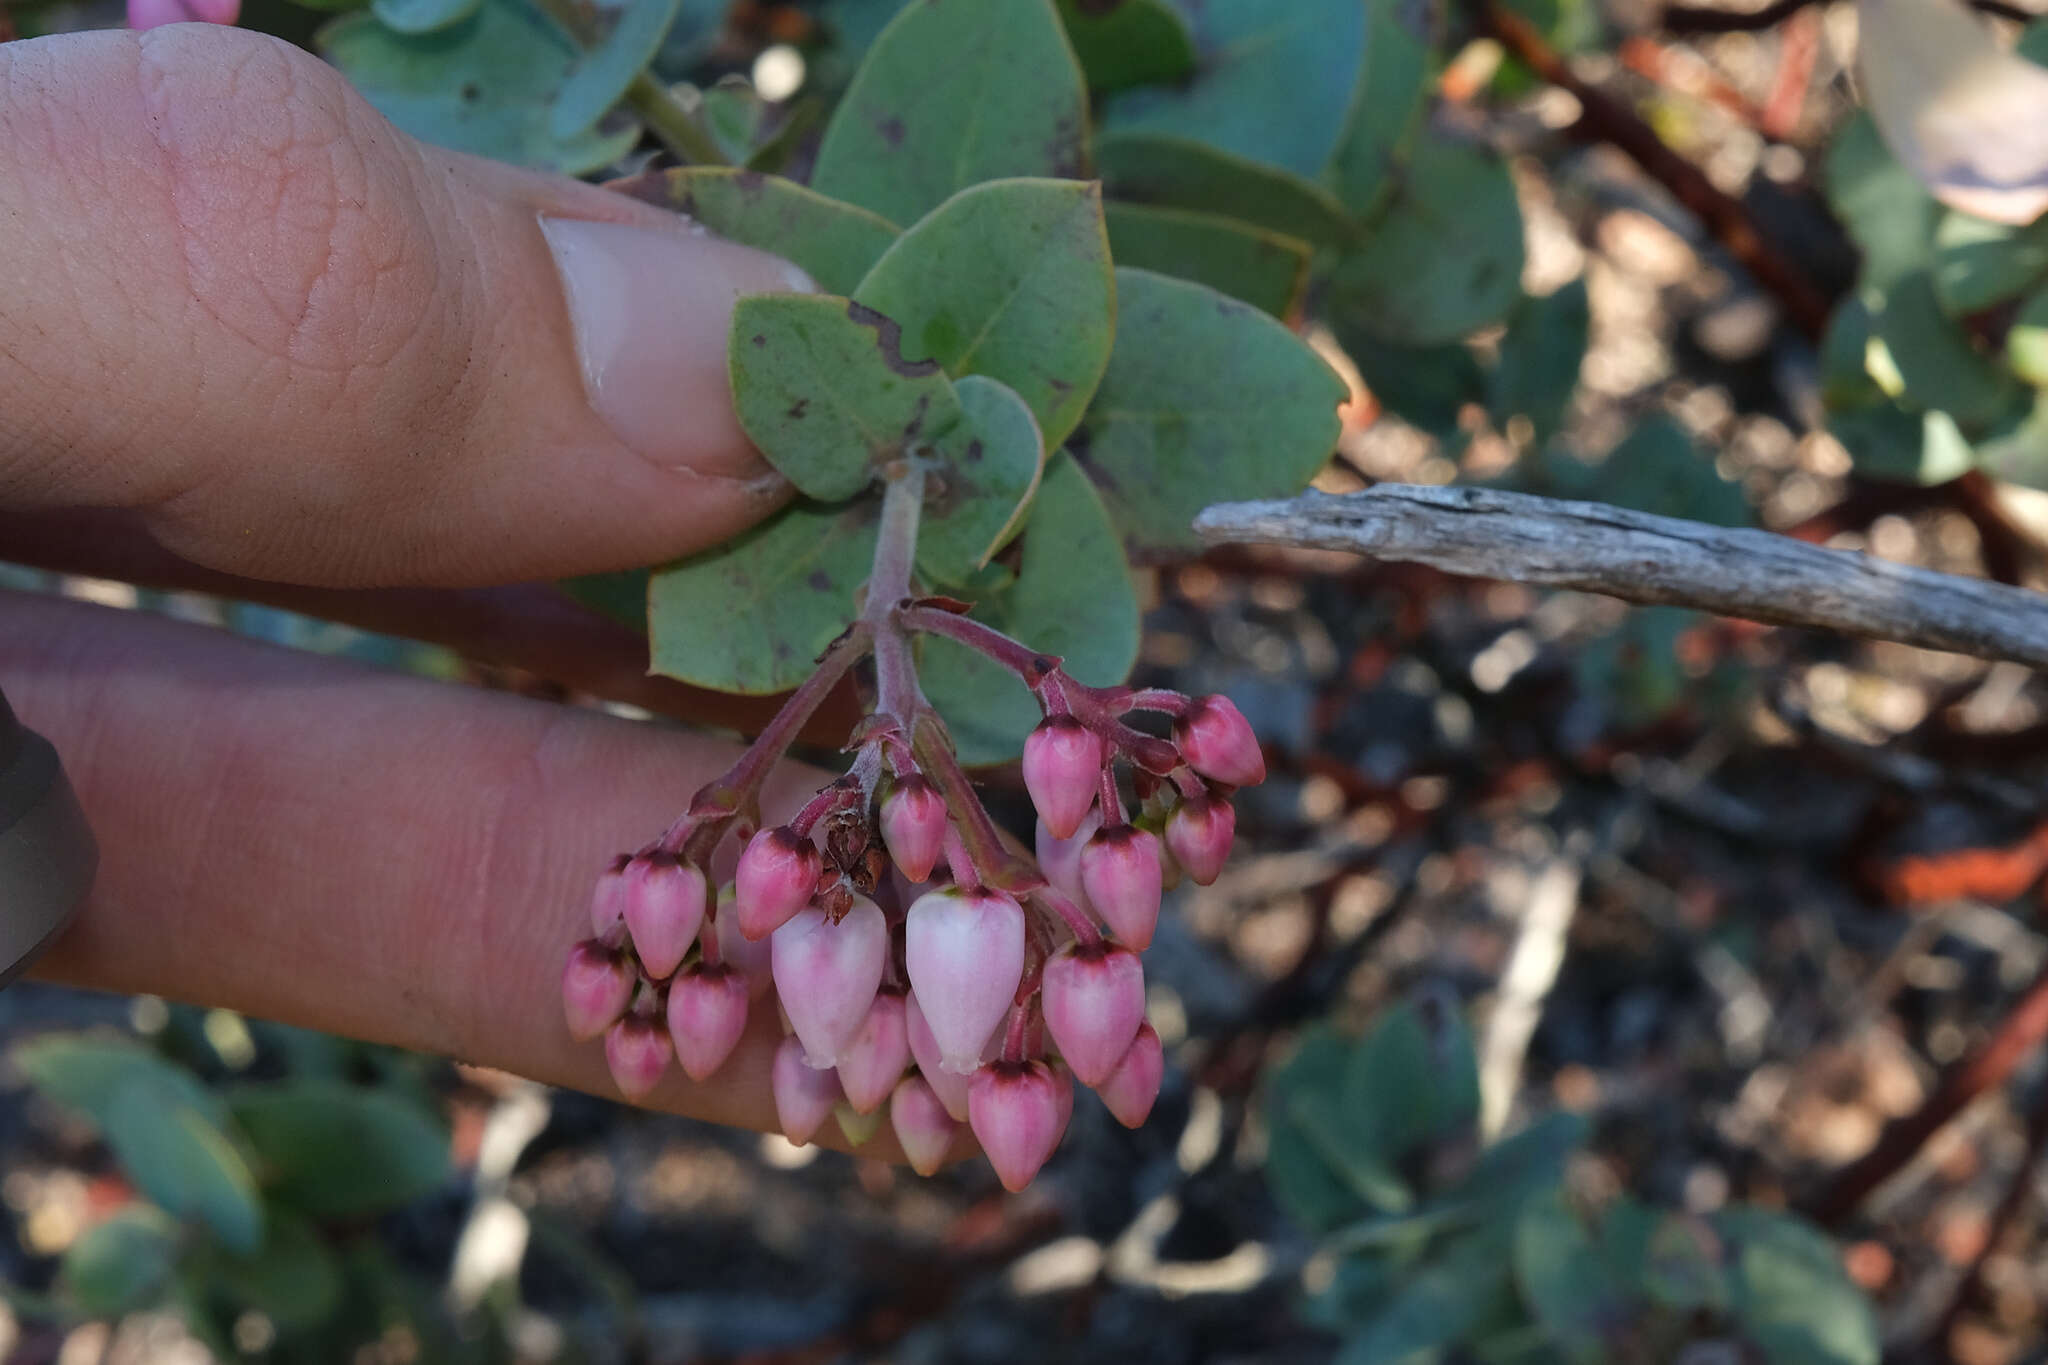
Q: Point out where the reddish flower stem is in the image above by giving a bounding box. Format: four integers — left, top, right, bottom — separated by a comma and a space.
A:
1032, 888, 1101, 947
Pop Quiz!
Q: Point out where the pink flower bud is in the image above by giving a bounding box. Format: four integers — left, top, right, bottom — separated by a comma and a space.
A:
1034, 805, 1103, 908
1165, 795, 1236, 886
713, 896, 774, 999
771, 1036, 842, 1146
1095, 1022, 1164, 1128
968, 1060, 1069, 1192
590, 856, 631, 937
889, 1075, 959, 1176
561, 941, 635, 1042
1173, 695, 1265, 788
905, 886, 1025, 1075
904, 992, 976, 1121
771, 897, 888, 1068
603, 1014, 672, 1101
128, 0, 240, 28
1022, 717, 1105, 840
664, 965, 750, 1081
879, 777, 949, 883
622, 854, 707, 980
735, 826, 822, 941
1078, 826, 1164, 951
836, 992, 911, 1115
1041, 943, 1147, 1086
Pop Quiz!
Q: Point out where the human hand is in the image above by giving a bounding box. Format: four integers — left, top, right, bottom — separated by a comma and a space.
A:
0, 25, 868, 1146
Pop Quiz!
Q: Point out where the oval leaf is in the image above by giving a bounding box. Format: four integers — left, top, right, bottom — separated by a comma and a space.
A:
105, 1081, 264, 1254
207, 1210, 345, 1331
1326, 0, 1439, 218
369, 0, 480, 34
608, 168, 900, 296
1069, 267, 1345, 556
1931, 208, 2048, 314
919, 453, 1137, 763
1097, 0, 1368, 180
650, 499, 880, 693
1104, 201, 1310, 318
854, 178, 1115, 448
549, 0, 684, 140
62, 1206, 180, 1318
1329, 133, 1526, 346
1488, 279, 1590, 445
229, 1082, 451, 1220
1094, 131, 1354, 246
731, 293, 967, 500
917, 375, 1046, 586
1055, 0, 1196, 90
810, 0, 1090, 226
13, 1034, 225, 1129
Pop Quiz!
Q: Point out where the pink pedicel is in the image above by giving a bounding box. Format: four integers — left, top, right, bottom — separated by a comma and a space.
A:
1165, 795, 1236, 887
904, 886, 1026, 1074
771, 898, 888, 1068
1041, 943, 1147, 1087
127, 0, 240, 27
836, 992, 912, 1115
1096, 1021, 1165, 1129
735, 826, 822, 941
879, 777, 949, 883
904, 992, 976, 1121
590, 856, 631, 937
603, 1014, 673, 1102
714, 896, 775, 998
1173, 695, 1266, 788
890, 1075, 960, 1176
665, 965, 750, 1081
561, 941, 635, 1043
1034, 804, 1103, 908
1078, 825, 1164, 951
969, 1060, 1070, 1193
622, 853, 708, 980
1021, 717, 1105, 840
771, 1036, 842, 1146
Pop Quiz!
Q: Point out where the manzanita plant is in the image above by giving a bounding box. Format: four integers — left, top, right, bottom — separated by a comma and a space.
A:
539, 0, 1344, 1188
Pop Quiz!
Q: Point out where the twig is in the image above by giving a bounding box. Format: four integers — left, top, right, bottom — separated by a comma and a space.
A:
1658, 0, 2033, 31
1194, 485, 2048, 669
1471, 0, 1835, 339
1808, 958, 2048, 1225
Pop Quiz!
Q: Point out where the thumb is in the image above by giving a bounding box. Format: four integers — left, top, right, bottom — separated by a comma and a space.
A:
0, 26, 811, 588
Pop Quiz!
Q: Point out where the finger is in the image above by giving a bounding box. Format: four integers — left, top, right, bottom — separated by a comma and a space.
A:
0, 592, 939, 1161
0, 27, 811, 589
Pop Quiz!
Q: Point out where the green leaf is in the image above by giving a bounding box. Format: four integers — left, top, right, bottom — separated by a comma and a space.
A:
1331, 133, 1526, 346
13, 1035, 225, 1129
1340, 998, 1481, 1170
1966, 388, 2048, 491
1327, 0, 1440, 218
320, 0, 639, 175
1055, 0, 1196, 90
730, 293, 966, 500
1830, 403, 1979, 485
62, 1206, 180, 1318
1714, 1207, 1879, 1365
854, 179, 1115, 448
1453, 1111, 1587, 1208
2009, 288, 2048, 386
1932, 210, 2048, 314
612, 167, 900, 296
1104, 201, 1310, 317
1264, 1027, 1377, 1235
1069, 267, 1345, 556
1335, 1228, 1519, 1365
105, 1081, 264, 1254
918, 454, 1137, 763
916, 376, 1046, 586
559, 569, 649, 631
1341, 332, 1486, 441
1871, 271, 2016, 424
810, 0, 1090, 226
650, 499, 879, 693
229, 1082, 451, 1220
1098, 0, 1368, 180
206, 1210, 344, 1331
1513, 1192, 1632, 1364
549, 0, 684, 139
369, 0, 479, 35
1489, 280, 1590, 445
1824, 113, 1939, 294
1094, 131, 1355, 247
1634, 1208, 1727, 1314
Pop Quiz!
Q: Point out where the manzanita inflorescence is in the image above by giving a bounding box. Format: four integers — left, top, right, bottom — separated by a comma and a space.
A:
560, 465, 1266, 1191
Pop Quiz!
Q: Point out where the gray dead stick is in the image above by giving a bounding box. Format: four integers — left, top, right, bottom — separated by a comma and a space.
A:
1193, 484, 2048, 670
